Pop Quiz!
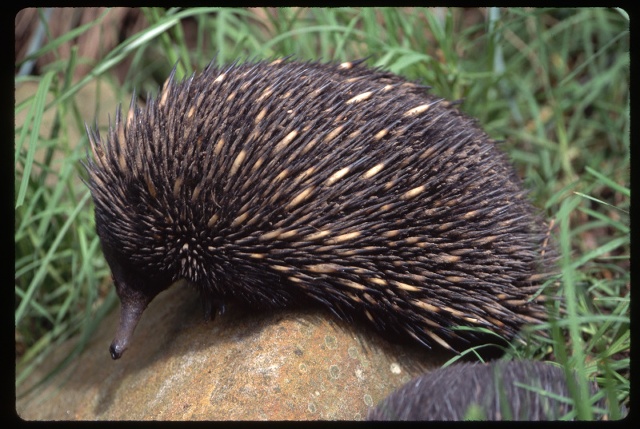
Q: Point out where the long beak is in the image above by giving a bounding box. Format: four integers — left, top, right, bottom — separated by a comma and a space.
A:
109, 297, 148, 360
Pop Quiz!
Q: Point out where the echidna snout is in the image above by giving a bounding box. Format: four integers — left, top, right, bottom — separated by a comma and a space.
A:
110, 300, 144, 360
85, 59, 553, 359
109, 284, 151, 360
100, 241, 164, 359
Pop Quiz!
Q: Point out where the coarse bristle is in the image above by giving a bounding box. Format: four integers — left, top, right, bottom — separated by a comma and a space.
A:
84, 58, 555, 359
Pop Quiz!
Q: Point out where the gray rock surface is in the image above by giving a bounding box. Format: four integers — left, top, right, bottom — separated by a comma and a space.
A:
16, 283, 451, 420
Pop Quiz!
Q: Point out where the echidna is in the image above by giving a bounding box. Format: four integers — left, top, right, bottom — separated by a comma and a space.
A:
84, 58, 553, 360
367, 360, 606, 421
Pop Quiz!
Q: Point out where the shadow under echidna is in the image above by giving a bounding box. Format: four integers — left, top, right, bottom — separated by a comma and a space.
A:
84, 58, 555, 360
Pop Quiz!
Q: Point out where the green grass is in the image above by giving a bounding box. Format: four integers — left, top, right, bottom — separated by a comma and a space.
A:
15, 7, 629, 419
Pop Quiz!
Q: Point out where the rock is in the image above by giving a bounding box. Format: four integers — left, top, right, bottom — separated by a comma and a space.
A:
16, 283, 451, 420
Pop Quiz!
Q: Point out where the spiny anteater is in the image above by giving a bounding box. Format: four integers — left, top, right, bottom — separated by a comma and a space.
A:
84, 58, 553, 360
367, 360, 607, 421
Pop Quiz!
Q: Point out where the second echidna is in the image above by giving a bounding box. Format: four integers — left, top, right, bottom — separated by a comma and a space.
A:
367, 360, 606, 420
84, 58, 554, 360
